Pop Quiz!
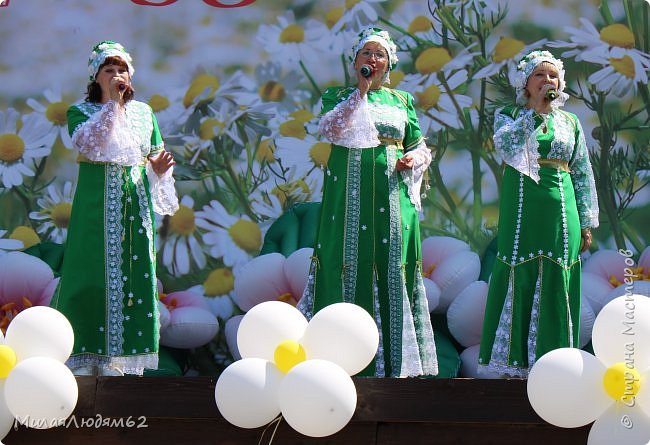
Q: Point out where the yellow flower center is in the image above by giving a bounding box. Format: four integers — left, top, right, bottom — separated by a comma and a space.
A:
199, 118, 225, 140
277, 292, 295, 304
416, 84, 442, 110
9, 226, 39, 249
603, 362, 641, 402
169, 205, 196, 236
45, 101, 69, 126
290, 109, 315, 123
272, 180, 310, 207
600, 24, 635, 49
203, 267, 234, 296
325, 7, 344, 29
424, 262, 437, 278
50, 202, 72, 229
279, 120, 306, 139
279, 24, 305, 43
309, 142, 331, 168
409, 16, 432, 34
609, 55, 635, 79
149, 94, 171, 112
274, 339, 306, 373
345, 0, 359, 9
256, 139, 276, 162
388, 70, 405, 88
415, 47, 452, 74
0, 134, 25, 163
258, 80, 286, 102
228, 219, 262, 253
183, 74, 220, 108
493, 37, 525, 63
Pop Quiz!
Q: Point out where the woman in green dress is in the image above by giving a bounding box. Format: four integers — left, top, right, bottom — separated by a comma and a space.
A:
50, 41, 178, 376
478, 50, 599, 377
297, 27, 438, 377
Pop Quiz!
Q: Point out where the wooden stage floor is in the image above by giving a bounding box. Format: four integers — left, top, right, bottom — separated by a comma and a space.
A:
4, 377, 590, 444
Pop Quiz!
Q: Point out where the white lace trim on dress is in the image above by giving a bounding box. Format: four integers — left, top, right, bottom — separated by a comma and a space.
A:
319, 89, 381, 148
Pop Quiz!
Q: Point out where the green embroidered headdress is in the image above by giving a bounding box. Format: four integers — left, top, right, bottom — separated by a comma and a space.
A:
513, 50, 567, 106
88, 40, 134, 81
350, 26, 399, 70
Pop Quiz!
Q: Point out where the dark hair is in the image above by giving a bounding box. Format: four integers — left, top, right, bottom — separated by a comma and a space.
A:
85, 56, 134, 103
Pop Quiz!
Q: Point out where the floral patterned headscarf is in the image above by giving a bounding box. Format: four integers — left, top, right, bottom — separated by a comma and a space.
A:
513, 50, 568, 107
87, 40, 134, 81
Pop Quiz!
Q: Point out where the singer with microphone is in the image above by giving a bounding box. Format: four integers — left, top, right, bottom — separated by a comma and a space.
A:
51, 41, 179, 377
478, 50, 599, 378
296, 27, 438, 378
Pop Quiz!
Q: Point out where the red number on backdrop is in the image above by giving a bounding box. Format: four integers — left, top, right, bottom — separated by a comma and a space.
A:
131, 0, 179, 6
202, 0, 256, 7
0, 0, 10, 7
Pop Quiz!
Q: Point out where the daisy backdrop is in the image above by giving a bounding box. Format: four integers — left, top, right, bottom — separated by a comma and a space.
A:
0, 0, 648, 374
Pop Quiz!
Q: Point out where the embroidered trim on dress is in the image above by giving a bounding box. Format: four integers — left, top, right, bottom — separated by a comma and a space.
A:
342, 149, 362, 303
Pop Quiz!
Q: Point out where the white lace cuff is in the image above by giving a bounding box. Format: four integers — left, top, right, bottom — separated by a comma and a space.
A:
399, 141, 431, 211
494, 109, 542, 183
318, 89, 381, 148
146, 162, 179, 216
72, 100, 142, 165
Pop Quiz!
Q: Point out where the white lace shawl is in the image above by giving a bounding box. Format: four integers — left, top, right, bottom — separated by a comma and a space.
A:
71, 100, 179, 215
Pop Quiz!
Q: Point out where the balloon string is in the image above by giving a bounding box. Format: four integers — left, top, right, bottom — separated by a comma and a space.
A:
257, 414, 283, 445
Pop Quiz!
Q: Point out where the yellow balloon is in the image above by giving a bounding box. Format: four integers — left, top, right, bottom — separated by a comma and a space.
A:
603, 362, 641, 401
274, 340, 306, 374
0, 345, 17, 378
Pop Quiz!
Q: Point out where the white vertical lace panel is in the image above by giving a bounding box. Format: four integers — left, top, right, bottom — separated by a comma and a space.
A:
146, 162, 179, 215
342, 149, 362, 303
399, 141, 432, 211
526, 264, 543, 369
372, 270, 386, 377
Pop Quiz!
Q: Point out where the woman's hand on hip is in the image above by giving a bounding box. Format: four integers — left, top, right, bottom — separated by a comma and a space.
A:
580, 228, 592, 253
150, 150, 175, 176
396, 153, 414, 171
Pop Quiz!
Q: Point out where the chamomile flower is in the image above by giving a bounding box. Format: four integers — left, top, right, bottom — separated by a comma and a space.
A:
473, 36, 546, 80
390, 3, 443, 48
254, 62, 312, 112
0, 109, 55, 189
256, 12, 330, 68
157, 195, 207, 276
257, 165, 322, 207
28, 181, 75, 243
330, 0, 387, 33
274, 133, 331, 179
187, 267, 236, 321
408, 45, 479, 89
0, 230, 23, 257
25, 89, 73, 149
401, 70, 472, 132
147, 88, 194, 136
195, 200, 263, 271
549, 18, 650, 95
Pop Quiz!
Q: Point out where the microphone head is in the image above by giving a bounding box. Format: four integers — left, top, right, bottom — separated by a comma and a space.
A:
360, 64, 373, 78
118, 84, 126, 91
545, 89, 558, 101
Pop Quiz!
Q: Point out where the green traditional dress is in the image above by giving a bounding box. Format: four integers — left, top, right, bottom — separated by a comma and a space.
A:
298, 86, 438, 377
51, 99, 178, 375
478, 105, 599, 377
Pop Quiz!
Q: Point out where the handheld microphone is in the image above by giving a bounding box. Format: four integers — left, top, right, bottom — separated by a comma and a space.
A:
545, 88, 558, 101
118, 84, 126, 91
360, 64, 373, 78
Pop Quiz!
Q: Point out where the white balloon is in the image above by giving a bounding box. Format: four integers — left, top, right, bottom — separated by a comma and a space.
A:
225, 315, 244, 361
579, 296, 595, 348
284, 248, 313, 299
431, 250, 481, 313
422, 277, 440, 313
215, 358, 283, 429
4, 306, 74, 363
301, 303, 378, 376
160, 307, 219, 349
237, 301, 308, 361
5, 357, 78, 429
592, 295, 650, 370
447, 281, 488, 347
0, 382, 14, 441
279, 360, 356, 437
527, 348, 611, 428
588, 403, 650, 445
459, 345, 500, 379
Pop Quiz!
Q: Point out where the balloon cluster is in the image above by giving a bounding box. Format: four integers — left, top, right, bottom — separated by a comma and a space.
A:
527, 295, 650, 445
0, 306, 78, 440
215, 301, 379, 437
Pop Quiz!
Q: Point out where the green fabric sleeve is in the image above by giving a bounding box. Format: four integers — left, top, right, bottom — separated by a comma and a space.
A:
66, 105, 89, 137
149, 109, 164, 157
401, 90, 424, 151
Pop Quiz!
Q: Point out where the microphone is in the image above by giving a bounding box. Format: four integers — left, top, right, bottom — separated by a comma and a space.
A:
118, 84, 126, 91
545, 88, 558, 101
360, 64, 373, 78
